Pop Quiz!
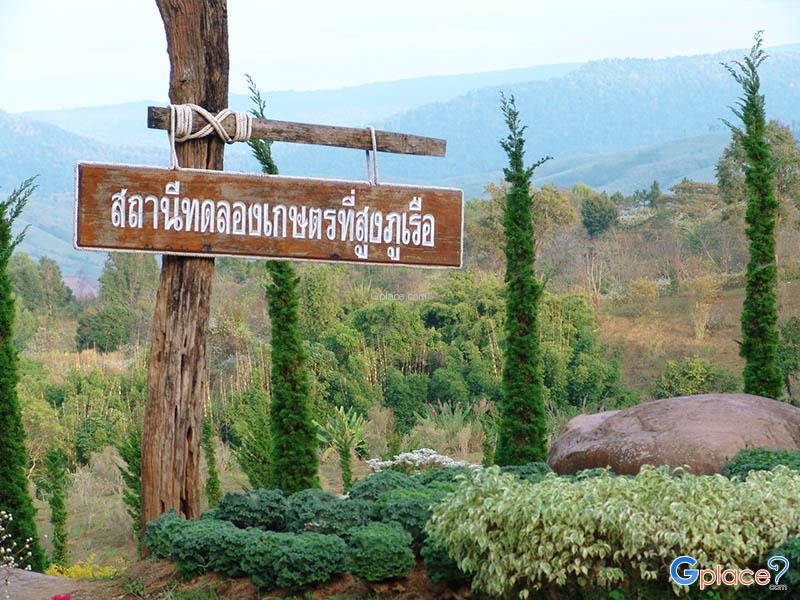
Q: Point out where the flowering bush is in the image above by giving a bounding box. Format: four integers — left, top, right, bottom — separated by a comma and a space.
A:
1, 511, 34, 600
366, 448, 477, 474
44, 554, 124, 579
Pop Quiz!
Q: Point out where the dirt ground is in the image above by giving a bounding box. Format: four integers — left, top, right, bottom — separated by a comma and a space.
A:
4, 559, 471, 600
3, 568, 84, 600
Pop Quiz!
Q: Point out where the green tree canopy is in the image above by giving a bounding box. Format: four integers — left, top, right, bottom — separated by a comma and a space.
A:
578, 187, 618, 238
0, 177, 46, 570
494, 94, 550, 466
723, 32, 783, 399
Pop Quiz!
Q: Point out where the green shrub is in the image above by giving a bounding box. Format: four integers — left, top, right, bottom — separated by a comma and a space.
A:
169, 519, 237, 578
200, 508, 219, 520
651, 356, 739, 399
499, 461, 552, 483
412, 466, 471, 487
284, 488, 338, 531
428, 466, 800, 597
376, 487, 450, 544
273, 532, 349, 590
347, 469, 419, 501
240, 530, 348, 591
215, 489, 288, 530
722, 448, 800, 479
290, 497, 378, 539
144, 510, 188, 559
768, 537, 800, 587
348, 522, 416, 582
420, 535, 469, 585
239, 531, 289, 589
205, 526, 263, 578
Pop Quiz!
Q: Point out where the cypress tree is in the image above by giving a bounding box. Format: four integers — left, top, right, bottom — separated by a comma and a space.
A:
0, 177, 46, 570
494, 95, 551, 465
723, 33, 783, 399
43, 447, 68, 567
247, 77, 319, 492
115, 424, 142, 552
264, 264, 319, 492
233, 368, 272, 489
202, 417, 222, 507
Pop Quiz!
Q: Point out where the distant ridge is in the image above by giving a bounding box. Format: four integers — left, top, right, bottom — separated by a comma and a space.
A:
4, 43, 800, 277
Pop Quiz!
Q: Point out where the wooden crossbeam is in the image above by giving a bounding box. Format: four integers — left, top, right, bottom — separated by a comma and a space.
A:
147, 106, 446, 157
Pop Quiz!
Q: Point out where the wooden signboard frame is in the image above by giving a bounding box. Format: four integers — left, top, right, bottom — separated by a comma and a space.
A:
74, 162, 464, 268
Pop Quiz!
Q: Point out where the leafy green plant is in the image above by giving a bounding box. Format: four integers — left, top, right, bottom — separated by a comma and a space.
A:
215, 489, 288, 531
284, 488, 339, 531
43, 446, 69, 566
239, 529, 348, 591
247, 76, 319, 494
499, 461, 553, 484
0, 176, 46, 571
272, 532, 348, 590
285, 490, 376, 539
376, 487, 450, 544
168, 519, 238, 579
202, 418, 222, 508
420, 535, 469, 585
722, 448, 800, 479
651, 357, 740, 399
347, 469, 419, 501
581, 192, 619, 238
722, 33, 783, 399
348, 522, 416, 582
412, 466, 471, 487
768, 537, 800, 587
115, 424, 142, 551
315, 405, 368, 492
428, 466, 800, 597
495, 94, 550, 466
232, 369, 272, 489
238, 530, 289, 590
144, 510, 188, 559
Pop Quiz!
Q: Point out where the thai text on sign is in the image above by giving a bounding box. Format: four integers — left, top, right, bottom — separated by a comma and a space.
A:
75, 163, 463, 267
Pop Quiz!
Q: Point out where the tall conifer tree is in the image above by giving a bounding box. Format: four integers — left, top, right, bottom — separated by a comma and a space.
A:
723, 33, 783, 399
247, 77, 319, 492
0, 177, 46, 570
494, 96, 551, 465
43, 447, 68, 567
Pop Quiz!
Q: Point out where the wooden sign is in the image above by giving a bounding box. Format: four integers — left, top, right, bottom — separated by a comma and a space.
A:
74, 162, 463, 267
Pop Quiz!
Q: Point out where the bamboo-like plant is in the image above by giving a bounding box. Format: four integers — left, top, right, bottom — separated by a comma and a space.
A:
315, 406, 368, 493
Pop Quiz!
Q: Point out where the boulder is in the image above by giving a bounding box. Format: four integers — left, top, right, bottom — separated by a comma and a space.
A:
547, 393, 800, 475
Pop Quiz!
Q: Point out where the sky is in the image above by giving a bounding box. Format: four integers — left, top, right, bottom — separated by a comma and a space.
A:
1, 0, 799, 112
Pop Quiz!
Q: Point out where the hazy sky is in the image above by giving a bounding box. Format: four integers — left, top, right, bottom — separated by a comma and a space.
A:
1, 0, 798, 112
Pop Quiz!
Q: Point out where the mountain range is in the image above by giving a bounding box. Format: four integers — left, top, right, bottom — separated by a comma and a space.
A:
3, 43, 799, 277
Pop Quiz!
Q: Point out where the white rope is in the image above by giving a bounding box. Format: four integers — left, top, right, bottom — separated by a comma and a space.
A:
168, 103, 253, 169
364, 126, 379, 185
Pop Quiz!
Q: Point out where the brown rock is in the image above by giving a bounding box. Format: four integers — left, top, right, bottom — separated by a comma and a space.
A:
547, 393, 800, 475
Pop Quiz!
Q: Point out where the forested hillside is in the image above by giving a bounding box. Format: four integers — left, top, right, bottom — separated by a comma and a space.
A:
4, 45, 800, 278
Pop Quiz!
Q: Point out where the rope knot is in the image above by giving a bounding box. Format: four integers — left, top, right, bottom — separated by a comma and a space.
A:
168, 103, 253, 169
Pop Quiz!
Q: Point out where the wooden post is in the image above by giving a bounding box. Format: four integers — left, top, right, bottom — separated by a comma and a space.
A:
140, 0, 229, 545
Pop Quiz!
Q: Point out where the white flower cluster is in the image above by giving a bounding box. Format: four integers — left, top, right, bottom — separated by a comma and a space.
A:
366, 448, 480, 474
1, 511, 34, 600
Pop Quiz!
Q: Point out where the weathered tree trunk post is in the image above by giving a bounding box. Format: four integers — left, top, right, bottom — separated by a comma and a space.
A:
140, 0, 229, 544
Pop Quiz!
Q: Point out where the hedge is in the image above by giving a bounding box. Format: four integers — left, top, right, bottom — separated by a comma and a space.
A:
377, 486, 451, 544
427, 466, 800, 597
215, 488, 288, 531
347, 469, 420, 501
722, 448, 800, 479
348, 522, 416, 582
